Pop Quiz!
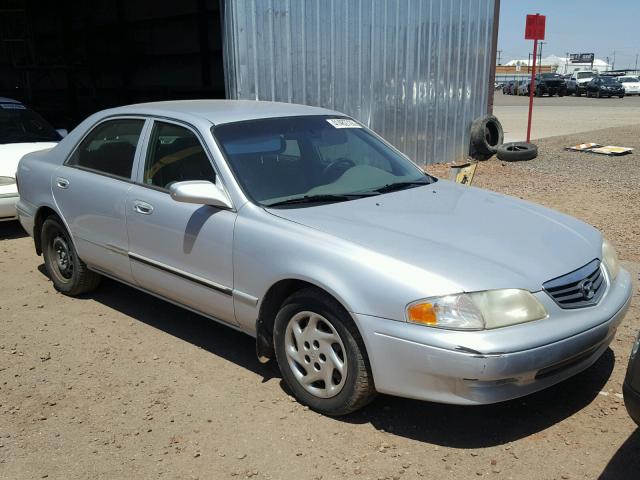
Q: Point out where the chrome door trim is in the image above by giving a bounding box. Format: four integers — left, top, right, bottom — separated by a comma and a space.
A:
88, 266, 243, 332
128, 251, 233, 296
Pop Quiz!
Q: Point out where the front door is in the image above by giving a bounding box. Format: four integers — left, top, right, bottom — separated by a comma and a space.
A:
53, 118, 147, 282
126, 119, 237, 325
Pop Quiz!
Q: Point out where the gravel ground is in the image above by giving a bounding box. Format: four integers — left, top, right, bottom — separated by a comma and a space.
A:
1, 125, 639, 480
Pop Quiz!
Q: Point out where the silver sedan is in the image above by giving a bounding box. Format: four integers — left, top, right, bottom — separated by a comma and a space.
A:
16, 100, 632, 415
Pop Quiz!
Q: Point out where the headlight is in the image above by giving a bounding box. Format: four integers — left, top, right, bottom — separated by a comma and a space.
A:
0, 176, 16, 187
602, 238, 620, 281
406, 289, 547, 331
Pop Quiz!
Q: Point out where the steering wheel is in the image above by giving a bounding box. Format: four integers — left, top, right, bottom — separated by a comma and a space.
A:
320, 157, 356, 183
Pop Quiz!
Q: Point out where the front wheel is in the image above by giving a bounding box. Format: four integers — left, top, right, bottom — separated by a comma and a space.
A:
42, 216, 101, 296
274, 288, 376, 416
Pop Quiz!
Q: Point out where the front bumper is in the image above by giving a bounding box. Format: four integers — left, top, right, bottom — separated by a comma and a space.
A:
355, 268, 632, 405
0, 193, 19, 221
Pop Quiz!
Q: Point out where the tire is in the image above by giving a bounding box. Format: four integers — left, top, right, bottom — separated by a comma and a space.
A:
41, 216, 101, 296
469, 115, 504, 159
619, 95, 625, 99
597, 91, 601, 98
496, 142, 538, 162
575, 89, 581, 97
273, 288, 376, 416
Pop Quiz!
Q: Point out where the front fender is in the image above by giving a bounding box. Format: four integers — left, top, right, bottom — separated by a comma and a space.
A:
232, 204, 461, 335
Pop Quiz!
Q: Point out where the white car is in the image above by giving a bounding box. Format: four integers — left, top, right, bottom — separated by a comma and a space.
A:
0, 98, 63, 221
619, 76, 640, 96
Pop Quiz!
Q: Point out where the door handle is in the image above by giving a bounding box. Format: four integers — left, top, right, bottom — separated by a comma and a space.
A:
56, 177, 69, 189
133, 201, 154, 215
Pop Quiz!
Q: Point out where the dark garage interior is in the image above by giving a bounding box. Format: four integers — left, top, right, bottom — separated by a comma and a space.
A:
0, 0, 225, 130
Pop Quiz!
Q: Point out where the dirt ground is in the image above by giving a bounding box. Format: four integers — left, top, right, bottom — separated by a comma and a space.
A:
1, 125, 639, 480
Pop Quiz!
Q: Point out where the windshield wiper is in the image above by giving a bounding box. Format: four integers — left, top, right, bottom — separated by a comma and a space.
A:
373, 180, 431, 194
266, 194, 364, 207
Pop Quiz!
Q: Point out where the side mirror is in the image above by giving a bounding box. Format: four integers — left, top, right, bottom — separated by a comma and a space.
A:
169, 180, 233, 210
56, 129, 68, 138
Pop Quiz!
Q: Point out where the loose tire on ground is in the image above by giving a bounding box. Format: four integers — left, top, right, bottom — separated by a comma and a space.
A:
273, 287, 376, 416
469, 115, 504, 160
42, 216, 101, 296
496, 142, 538, 162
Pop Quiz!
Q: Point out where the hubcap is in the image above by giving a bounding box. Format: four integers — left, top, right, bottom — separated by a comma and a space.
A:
52, 235, 73, 279
284, 311, 347, 399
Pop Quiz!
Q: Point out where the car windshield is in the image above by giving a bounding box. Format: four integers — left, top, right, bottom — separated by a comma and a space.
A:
541, 73, 559, 78
619, 77, 639, 83
577, 72, 593, 79
213, 116, 434, 207
0, 103, 61, 144
601, 77, 620, 85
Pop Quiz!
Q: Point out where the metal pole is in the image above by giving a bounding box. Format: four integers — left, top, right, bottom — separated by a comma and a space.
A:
526, 39, 538, 143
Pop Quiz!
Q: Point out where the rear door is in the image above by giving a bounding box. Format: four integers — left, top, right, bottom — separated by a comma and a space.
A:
53, 117, 148, 283
125, 119, 237, 325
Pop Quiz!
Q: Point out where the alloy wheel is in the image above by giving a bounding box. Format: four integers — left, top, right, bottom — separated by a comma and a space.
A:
284, 311, 347, 399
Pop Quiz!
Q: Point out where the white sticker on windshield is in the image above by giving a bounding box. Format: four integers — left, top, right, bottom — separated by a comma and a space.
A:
326, 118, 362, 129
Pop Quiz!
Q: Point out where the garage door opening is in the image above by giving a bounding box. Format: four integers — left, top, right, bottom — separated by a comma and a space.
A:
0, 0, 225, 130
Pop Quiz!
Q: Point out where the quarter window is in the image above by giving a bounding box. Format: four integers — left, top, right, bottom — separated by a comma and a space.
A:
143, 122, 215, 190
67, 119, 144, 179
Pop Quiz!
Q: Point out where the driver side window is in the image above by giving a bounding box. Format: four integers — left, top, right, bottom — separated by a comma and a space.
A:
144, 121, 215, 190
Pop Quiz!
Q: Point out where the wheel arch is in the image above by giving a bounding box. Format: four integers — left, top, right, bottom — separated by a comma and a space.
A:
254, 278, 361, 363
33, 205, 61, 255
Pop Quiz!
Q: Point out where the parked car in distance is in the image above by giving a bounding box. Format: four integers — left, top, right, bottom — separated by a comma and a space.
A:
0, 97, 64, 222
618, 76, 640, 96
624, 332, 640, 426
586, 76, 625, 98
533, 73, 567, 97
16, 100, 633, 415
567, 70, 596, 96
515, 79, 530, 96
503, 80, 515, 94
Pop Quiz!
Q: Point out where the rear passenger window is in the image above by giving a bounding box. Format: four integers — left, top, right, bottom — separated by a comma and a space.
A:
67, 119, 144, 179
143, 121, 215, 190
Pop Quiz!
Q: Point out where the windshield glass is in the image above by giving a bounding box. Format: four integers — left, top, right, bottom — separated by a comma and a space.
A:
577, 72, 593, 79
601, 77, 620, 85
0, 103, 61, 144
619, 77, 639, 83
213, 116, 433, 207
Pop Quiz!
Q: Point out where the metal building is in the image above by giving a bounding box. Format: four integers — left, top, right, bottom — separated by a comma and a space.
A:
223, 0, 499, 165
1, 0, 499, 165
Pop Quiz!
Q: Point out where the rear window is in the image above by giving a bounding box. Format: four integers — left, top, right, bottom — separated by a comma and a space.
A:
0, 103, 61, 145
67, 119, 144, 179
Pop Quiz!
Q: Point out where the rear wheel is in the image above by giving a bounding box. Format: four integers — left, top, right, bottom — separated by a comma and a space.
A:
274, 288, 376, 416
42, 216, 101, 296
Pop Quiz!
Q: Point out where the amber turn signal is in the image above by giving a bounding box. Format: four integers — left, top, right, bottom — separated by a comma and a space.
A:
407, 302, 437, 325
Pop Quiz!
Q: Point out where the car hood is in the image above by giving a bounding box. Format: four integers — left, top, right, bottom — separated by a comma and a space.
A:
267, 180, 602, 293
0, 142, 57, 177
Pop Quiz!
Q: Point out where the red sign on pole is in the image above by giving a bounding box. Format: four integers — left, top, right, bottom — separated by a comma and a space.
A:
525, 14, 546, 40
524, 14, 545, 143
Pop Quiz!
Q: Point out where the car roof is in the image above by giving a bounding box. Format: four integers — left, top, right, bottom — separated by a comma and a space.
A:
104, 100, 343, 125
0, 97, 23, 104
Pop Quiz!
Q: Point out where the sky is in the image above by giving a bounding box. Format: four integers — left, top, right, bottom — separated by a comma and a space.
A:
498, 0, 640, 69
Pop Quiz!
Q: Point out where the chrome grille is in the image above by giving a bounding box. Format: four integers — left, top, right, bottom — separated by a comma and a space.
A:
543, 259, 606, 309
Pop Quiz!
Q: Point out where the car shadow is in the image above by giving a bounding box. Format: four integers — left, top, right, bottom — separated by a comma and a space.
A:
0, 220, 27, 240
339, 349, 614, 448
599, 429, 640, 479
42, 270, 615, 448
72, 276, 279, 382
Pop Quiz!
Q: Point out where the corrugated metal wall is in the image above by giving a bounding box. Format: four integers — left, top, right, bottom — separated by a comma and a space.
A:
223, 0, 496, 165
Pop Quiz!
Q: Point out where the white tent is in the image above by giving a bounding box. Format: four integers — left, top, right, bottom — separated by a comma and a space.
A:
505, 54, 611, 73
